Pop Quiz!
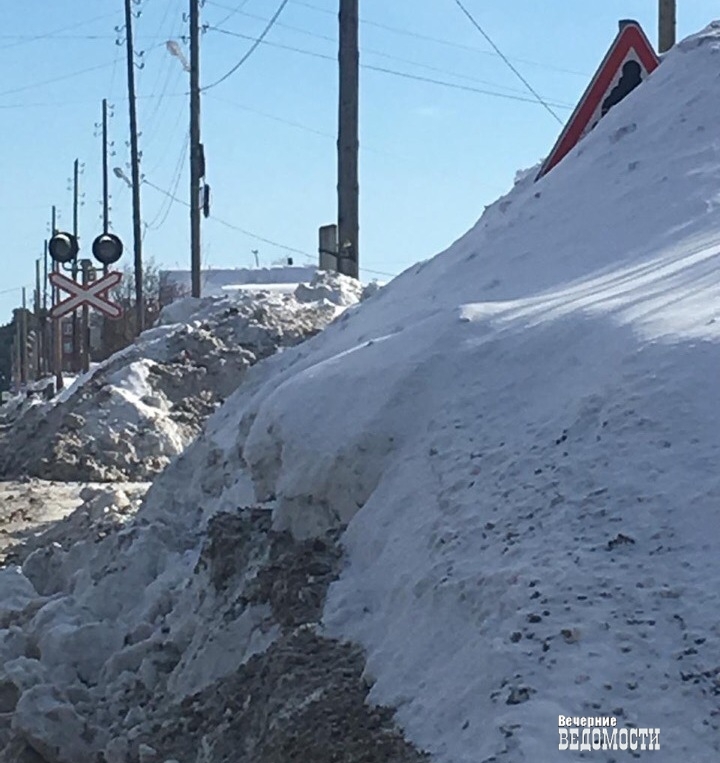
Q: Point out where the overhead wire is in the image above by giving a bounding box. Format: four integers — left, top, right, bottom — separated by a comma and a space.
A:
285, 0, 588, 78
0, 11, 122, 51
143, 177, 399, 279
451, 0, 563, 124
213, 0, 253, 27
208, 27, 572, 110
206, 5, 571, 102
202, 0, 291, 91
0, 61, 118, 98
145, 133, 189, 230
143, 177, 316, 258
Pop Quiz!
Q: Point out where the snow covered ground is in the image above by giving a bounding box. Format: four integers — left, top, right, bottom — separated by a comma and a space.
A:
2, 22, 720, 763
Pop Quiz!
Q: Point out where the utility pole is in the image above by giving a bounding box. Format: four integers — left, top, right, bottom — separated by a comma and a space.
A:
20, 288, 28, 386
34, 259, 42, 378
42, 239, 48, 311
42, 239, 49, 377
50, 205, 63, 391
337, 0, 359, 279
72, 158, 80, 373
124, 0, 145, 333
102, 99, 110, 238
659, 0, 676, 54
189, 0, 202, 297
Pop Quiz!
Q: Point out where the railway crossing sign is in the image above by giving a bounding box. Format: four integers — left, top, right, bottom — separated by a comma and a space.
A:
537, 20, 660, 180
49, 270, 123, 320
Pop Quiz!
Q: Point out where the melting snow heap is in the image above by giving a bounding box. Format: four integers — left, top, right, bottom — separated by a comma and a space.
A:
0, 271, 365, 482
2, 24, 720, 763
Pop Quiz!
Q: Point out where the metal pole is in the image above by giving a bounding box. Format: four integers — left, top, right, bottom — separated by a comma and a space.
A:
659, 0, 676, 54
124, 0, 145, 333
189, 0, 202, 297
337, 0, 360, 279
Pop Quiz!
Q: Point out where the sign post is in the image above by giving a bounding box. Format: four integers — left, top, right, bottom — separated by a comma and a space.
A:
47, 230, 124, 386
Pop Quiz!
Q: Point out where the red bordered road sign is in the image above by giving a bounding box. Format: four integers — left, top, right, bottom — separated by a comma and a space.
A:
49, 270, 123, 320
537, 20, 660, 180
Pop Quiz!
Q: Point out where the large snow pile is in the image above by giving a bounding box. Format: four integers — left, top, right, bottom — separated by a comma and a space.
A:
0, 271, 363, 482
3, 24, 720, 763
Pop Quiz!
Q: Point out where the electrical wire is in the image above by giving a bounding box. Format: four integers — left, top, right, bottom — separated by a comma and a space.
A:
207, 5, 571, 102
287, 0, 588, 78
0, 61, 117, 98
451, 0, 562, 124
202, 0, 290, 91
208, 27, 571, 110
0, 11, 121, 51
145, 133, 189, 230
143, 177, 314, 258
0, 286, 26, 297
213, 0, 253, 27
143, 177, 400, 279
206, 93, 334, 138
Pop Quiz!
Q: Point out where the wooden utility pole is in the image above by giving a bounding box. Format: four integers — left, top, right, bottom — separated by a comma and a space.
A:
50, 205, 63, 391
659, 0, 676, 54
124, 0, 145, 333
189, 0, 202, 297
102, 99, 110, 237
20, 289, 28, 385
81, 261, 92, 374
72, 158, 80, 373
42, 239, 48, 311
337, 0, 359, 279
42, 239, 49, 377
14, 311, 21, 389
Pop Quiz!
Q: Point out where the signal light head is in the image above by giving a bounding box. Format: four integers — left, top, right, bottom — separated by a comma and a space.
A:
48, 232, 79, 264
92, 233, 123, 266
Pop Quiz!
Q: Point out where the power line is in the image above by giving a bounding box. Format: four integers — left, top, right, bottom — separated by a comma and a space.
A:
203, 0, 290, 91
208, 27, 572, 110
451, 0, 562, 124
145, 133, 189, 230
143, 177, 313, 257
0, 286, 27, 297
0, 61, 118, 98
144, 176, 400, 279
0, 11, 121, 51
206, 4, 572, 103
0, 93, 186, 110
206, 93, 334, 138
213, 0, 253, 27
286, 0, 589, 78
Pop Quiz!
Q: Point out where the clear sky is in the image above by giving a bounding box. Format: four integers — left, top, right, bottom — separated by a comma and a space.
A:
0, 1, 715, 322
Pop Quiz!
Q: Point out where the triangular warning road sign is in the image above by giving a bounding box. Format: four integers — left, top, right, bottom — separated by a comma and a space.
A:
537, 20, 660, 180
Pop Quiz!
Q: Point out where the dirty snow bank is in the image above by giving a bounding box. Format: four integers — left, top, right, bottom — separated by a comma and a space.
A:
0, 271, 362, 482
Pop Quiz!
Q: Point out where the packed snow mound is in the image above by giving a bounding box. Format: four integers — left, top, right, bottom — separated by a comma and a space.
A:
4, 24, 720, 763
0, 271, 361, 482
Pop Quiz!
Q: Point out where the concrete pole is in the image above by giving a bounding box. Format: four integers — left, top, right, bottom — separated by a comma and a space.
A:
659, 0, 676, 54
337, 0, 359, 279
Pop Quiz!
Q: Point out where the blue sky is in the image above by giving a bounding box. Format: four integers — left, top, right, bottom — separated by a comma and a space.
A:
0, 1, 715, 322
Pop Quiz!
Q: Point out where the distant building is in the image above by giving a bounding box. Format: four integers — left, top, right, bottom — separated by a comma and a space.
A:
159, 265, 318, 307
